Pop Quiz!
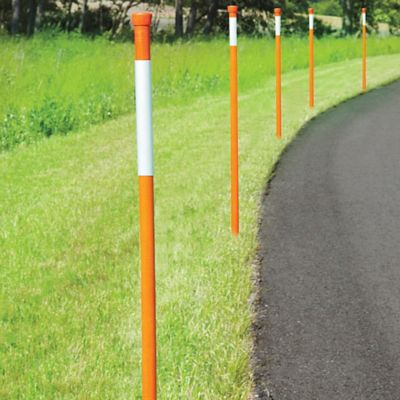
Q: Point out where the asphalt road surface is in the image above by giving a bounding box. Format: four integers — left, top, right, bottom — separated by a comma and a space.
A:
253, 80, 400, 400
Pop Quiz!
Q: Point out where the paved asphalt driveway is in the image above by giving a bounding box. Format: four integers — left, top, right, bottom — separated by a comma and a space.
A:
254, 80, 400, 400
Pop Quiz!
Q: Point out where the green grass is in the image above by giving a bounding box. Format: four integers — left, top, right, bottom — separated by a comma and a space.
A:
1, 35, 400, 398
1, 33, 400, 151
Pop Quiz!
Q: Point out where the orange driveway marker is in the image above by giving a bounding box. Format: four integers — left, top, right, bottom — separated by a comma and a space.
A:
309, 8, 315, 108
362, 8, 367, 91
228, 5, 239, 235
131, 12, 157, 400
275, 8, 282, 139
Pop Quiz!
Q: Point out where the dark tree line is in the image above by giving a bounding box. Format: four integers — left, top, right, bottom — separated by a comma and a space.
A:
1, 0, 141, 37
0, 0, 398, 38
340, 0, 374, 34
173, 0, 311, 37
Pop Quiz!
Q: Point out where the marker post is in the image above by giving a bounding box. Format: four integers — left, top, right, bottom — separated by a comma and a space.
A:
228, 5, 239, 235
309, 8, 314, 108
131, 12, 157, 400
362, 8, 367, 91
275, 8, 282, 139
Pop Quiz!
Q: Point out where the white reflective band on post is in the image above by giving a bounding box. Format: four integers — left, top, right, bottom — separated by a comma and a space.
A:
362, 13, 366, 26
275, 16, 281, 36
229, 17, 237, 46
135, 60, 154, 176
309, 14, 314, 30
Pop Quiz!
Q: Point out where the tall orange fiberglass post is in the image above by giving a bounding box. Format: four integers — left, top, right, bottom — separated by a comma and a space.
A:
275, 8, 282, 139
131, 12, 157, 400
228, 5, 239, 235
309, 8, 314, 108
362, 8, 367, 91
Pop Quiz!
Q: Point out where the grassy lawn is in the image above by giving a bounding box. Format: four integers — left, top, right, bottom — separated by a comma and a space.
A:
1, 34, 400, 399
1, 34, 400, 150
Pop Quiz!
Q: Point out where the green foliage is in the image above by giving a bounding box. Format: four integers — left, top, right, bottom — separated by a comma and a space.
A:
375, 0, 400, 34
312, 0, 342, 16
339, 0, 376, 34
29, 98, 77, 136
282, 15, 334, 37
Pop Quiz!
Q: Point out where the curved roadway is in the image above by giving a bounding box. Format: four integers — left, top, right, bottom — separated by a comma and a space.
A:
254, 80, 400, 399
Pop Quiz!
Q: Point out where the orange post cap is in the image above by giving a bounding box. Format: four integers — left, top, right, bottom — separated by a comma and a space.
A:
227, 5, 238, 17
309, 8, 314, 14
132, 12, 152, 60
362, 7, 366, 13
131, 12, 152, 26
274, 8, 282, 16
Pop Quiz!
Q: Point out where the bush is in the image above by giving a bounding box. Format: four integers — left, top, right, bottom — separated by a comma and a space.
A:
313, 0, 342, 17
29, 98, 77, 137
